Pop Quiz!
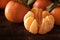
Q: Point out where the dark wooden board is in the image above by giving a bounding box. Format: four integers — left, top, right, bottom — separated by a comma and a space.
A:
0, 9, 60, 40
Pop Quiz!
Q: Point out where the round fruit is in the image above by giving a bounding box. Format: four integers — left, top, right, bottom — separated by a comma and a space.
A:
5, 1, 29, 23
24, 7, 54, 34
51, 7, 60, 25
33, 0, 52, 10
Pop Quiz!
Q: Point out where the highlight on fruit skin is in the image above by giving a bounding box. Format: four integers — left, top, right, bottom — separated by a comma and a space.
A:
24, 7, 54, 34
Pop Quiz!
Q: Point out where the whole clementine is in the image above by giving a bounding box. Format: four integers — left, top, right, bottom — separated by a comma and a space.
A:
5, 1, 29, 23
51, 7, 60, 25
33, 0, 52, 10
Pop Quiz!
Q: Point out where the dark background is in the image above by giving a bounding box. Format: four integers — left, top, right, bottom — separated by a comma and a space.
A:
0, 9, 60, 40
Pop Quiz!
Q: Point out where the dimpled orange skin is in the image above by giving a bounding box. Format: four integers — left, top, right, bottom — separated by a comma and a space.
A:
51, 7, 60, 25
5, 1, 29, 23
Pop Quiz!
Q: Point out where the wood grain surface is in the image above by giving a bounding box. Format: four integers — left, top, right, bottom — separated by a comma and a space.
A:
0, 9, 60, 40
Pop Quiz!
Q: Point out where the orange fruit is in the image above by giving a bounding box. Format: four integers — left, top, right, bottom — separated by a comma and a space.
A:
24, 7, 54, 34
33, 0, 52, 10
51, 7, 60, 25
5, 1, 29, 23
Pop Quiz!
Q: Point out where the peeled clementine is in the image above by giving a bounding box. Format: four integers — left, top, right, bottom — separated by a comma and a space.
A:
24, 7, 54, 34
